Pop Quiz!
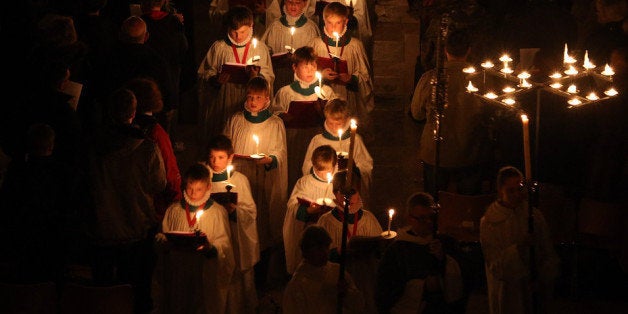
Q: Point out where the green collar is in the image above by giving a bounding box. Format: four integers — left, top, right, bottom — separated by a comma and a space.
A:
244, 107, 273, 123
280, 14, 308, 28
322, 128, 351, 141
323, 32, 351, 47
289, 81, 318, 96
212, 171, 228, 182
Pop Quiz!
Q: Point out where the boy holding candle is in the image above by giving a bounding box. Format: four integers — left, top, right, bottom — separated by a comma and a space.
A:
308, 2, 374, 125
159, 163, 235, 314
205, 134, 260, 314
223, 76, 288, 283
284, 144, 337, 274
198, 5, 275, 139
302, 98, 372, 207
271, 46, 337, 189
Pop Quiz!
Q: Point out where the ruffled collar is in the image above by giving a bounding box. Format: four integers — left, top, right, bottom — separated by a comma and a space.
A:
244, 105, 273, 123
322, 121, 351, 140
323, 26, 351, 47
182, 190, 212, 210
225, 30, 253, 48
280, 13, 308, 27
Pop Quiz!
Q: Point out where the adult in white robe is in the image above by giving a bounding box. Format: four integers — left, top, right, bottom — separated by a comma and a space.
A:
309, 31, 374, 124
198, 33, 275, 139
224, 105, 288, 251
480, 200, 560, 314
302, 122, 372, 207
272, 76, 336, 190
284, 171, 336, 274
160, 197, 235, 314
209, 169, 260, 314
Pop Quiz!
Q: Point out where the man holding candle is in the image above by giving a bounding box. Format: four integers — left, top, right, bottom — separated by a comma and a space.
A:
376, 192, 468, 314
284, 145, 338, 274
205, 134, 260, 314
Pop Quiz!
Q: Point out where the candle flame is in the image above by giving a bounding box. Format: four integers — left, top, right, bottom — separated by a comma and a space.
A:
521, 114, 529, 123
484, 92, 498, 99
520, 78, 532, 88
501, 67, 514, 74
327, 172, 333, 184
549, 72, 562, 79
252, 38, 257, 49
586, 92, 599, 100
315, 71, 322, 80
568, 98, 582, 106
564, 65, 578, 75
226, 164, 233, 175
503, 98, 516, 105
499, 54, 512, 62
481, 61, 494, 68
604, 88, 618, 96
563, 43, 568, 62
583, 51, 596, 69
550, 82, 562, 89
517, 71, 531, 79
503, 86, 515, 93
332, 31, 339, 41
463, 66, 476, 73
466, 81, 478, 92
290, 27, 295, 36
567, 84, 577, 94
350, 119, 357, 130
252, 134, 259, 145
337, 129, 343, 139
196, 209, 204, 220
602, 64, 615, 76
388, 208, 395, 219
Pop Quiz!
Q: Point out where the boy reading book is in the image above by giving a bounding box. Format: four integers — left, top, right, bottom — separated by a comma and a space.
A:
205, 134, 260, 314
224, 76, 287, 254
198, 5, 275, 139
302, 98, 372, 207
159, 163, 235, 314
262, 0, 321, 93
271, 46, 336, 190
308, 2, 373, 125
283, 144, 337, 274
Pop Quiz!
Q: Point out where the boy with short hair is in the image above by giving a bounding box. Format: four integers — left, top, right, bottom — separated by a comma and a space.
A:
224, 76, 287, 254
205, 134, 260, 314
302, 98, 372, 207
272, 46, 336, 190
160, 163, 235, 314
198, 5, 275, 138
284, 144, 337, 274
308, 2, 373, 124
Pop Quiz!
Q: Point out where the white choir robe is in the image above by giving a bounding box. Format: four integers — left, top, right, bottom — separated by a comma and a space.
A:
282, 261, 365, 314
266, 0, 317, 27
272, 80, 336, 190
317, 208, 383, 314
198, 39, 275, 138
160, 201, 235, 314
262, 15, 321, 92
309, 36, 374, 123
210, 170, 260, 314
302, 125, 373, 207
283, 172, 336, 274
224, 109, 288, 251
480, 201, 560, 314
328, 0, 373, 53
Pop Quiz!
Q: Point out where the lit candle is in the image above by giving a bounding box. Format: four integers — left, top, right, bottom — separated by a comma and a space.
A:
520, 78, 532, 88
503, 98, 516, 105
499, 54, 512, 72
501, 66, 514, 74
252, 134, 259, 155
226, 164, 233, 181
586, 92, 599, 101
290, 27, 295, 51
550, 82, 562, 89
604, 88, 618, 96
601, 64, 615, 77
316, 71, 322, 88
521, 114, 532, 180
324, 172, 333, 204
333, 31, 340, 49
481, 61, 494, 69
463, 66, 476, 73
503, 86, 515, 93
517, 71, 531, 79
484, 92, 498, 99
337, 129, 343, 152
563, 43, 576, 64
466, 81, 478, 92
564, 65, 578, 75
195, 209, 204, 231
345, 119, 358, 189
567, 84, 577, 94
583, 50, 596, 70
549, 72, 562, 79
568, 98, 582, 106
387, 208, 395, 236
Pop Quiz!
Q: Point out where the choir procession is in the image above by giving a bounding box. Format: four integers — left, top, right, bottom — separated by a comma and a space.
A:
0, 0, 627, 314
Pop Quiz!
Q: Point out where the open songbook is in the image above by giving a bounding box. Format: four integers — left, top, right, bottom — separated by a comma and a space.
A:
297, 196, 335, 209
220, 62, 255, 84
164, 231, 209, 250
211, 191, 238, 208
280, 100, 327, 128
271, 51, 293, 70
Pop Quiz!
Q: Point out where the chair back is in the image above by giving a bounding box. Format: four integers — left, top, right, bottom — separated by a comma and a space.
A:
59, 283, 134, 314
437, 191, 496, 243
0, 281, 57, 314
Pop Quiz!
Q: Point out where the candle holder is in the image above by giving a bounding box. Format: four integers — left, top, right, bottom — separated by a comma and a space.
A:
380, 230, 397, 239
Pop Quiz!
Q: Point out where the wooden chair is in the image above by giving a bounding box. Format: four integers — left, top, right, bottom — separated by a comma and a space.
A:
436, 191, 496, 243
59, 283, 134, 314
0, 281, 57, 314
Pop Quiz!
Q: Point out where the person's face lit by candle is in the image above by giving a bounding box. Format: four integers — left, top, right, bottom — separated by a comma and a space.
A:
499, 175, 526, 208
185, 179, 211, 203
208, 149, 232, 173
408, 205, 436, 237
313, 162, 334, 181
228, 24, 253, 43
324, 14, 347, 35
334, 189, 362, 214
325, 114, 347, 133
246, 90, 270, 113
285, 0, 307, 17
292, 60, 317, 83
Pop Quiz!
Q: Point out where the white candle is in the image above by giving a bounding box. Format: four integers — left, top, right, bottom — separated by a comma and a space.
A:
387, 208, 395, 235
563, 43, 576, 64
520, 78, 532, 88
549, 72, 562, 79
333, 31, 339, 49
583, 50, 596, 70
252, 134, 259, 155
290, 27, 295, 51
601, 64, 615, 77
337, 129, 343, 152
550, 82, 562, 89
481, 61, 494, 69
604, 88, 618, 96
462, 66, 475, 73
466, 81, 478, 92
316, 71, 322, 88
324, 172, 333, 203
521, 114, 532, 180
195, 209, 204, 230
226, 164, 233, 180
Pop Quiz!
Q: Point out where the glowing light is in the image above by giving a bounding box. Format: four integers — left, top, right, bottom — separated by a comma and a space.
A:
564, 65, 578, 75
502, 86, 516, 93
503, 98, 516, 105
601, 64, 615, 76
604, 88, 618, 96
463, 66, 476, 73
586, 92, 599, 101
466, 81, 478, 92
484, 92, 498, 99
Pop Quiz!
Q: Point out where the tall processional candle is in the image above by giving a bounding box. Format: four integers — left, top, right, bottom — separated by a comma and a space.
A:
521, 114, 532, 180
252, 134, 260, 156
345, 119, 357, 189
387, 208, 395, 236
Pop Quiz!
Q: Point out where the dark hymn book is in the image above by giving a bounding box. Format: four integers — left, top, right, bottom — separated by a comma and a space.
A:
164, 231, 209, 250
297, 196, 334, 223
220, 62, 252, 85
317, 57, 350, 85
271, 51, 293, 70
211, 192, 238, 208
280, 100, 327, 128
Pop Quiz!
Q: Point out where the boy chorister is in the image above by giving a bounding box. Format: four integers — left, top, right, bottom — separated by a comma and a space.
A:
224, 76, 288, 252
205, 135, 260, 314
283, 144, 337, 274
308, 2, 373, 124
198, 5, 275, 138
